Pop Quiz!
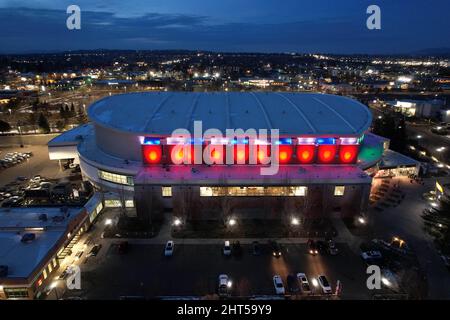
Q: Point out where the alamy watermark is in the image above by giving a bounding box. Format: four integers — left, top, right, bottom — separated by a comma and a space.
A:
66, 5, 81, 30
367, 5, 381, 30
169, 121, 281, 176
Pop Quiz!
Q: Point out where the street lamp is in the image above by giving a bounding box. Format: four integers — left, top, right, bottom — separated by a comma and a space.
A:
173, 218, 182, 227
358, 216, 366, 225
291, 217, 300, 226
228, 218, 236, 227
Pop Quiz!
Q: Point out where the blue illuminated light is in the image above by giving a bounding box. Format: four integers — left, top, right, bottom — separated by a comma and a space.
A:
276, 138, 293, 145
232, 138, 249, 144
316, 138, 336, 145
190, 138, 204, 145
143, 137, 161, 145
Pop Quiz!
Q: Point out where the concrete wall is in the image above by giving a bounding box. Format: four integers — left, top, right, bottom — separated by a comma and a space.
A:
94, 124, 143, 161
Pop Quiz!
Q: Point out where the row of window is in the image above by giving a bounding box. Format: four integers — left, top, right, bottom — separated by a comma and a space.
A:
98, 170, 134, 186
160, 186, 346, 197
3, 287, 29, 299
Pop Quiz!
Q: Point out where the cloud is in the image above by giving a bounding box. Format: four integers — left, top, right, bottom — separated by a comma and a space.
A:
0, 6, 449, 54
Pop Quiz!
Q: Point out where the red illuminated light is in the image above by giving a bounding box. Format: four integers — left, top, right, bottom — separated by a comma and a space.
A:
234, 145, 249, 164
296, 145, 315, 163
256, 146, 271, 164
339, 145, 358, 164
278, 145, 293, 164
209, 145, 224, 164
169, 145, 194, 164
142, 145, 162, 164
318, 145, 337, 164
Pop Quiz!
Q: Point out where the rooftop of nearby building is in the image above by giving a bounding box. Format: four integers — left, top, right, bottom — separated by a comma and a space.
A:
0, 207, 84, 279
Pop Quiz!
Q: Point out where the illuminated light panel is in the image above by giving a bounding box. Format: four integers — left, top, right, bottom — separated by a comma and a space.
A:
297, 137, 316, 145
166, 137, 186, 145
297, 145, 315, 163
318, 145, 337, 163
170, 145, 193, 164
339, 137, 358, 145
316, 137, 336, 145
142, 145, 162, 164
278, 145, 293, 163
339, 145, 359, 164
143, 137, 161, 145
257, 145, 271, 164
234, 144, 249, 163
209, 146, 224, 163
276, 138, 293, 145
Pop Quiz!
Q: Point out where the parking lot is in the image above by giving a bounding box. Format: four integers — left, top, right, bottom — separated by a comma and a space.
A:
0, 145, 65, 188
64, 241, 372, 300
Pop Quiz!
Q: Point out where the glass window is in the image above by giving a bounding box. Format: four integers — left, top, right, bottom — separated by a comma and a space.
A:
42, 269, 47, 280
4, 288, 29, 299
334, 186, 345, 196
200, 186, 307, 197
162, 187, 172, 197
105, 200, 122, 208
98, 170, 134, 186
125, 200, 134, 208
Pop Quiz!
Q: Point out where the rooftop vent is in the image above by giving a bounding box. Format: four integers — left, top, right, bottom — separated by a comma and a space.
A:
21, 233, 36, 243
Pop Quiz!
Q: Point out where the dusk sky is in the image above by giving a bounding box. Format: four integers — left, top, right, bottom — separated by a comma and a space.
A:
1, 0, 449, 54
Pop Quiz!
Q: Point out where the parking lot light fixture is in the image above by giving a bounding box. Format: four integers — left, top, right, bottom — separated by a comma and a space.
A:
358, 216, 366, 225
381, 277, 391, 287
291, 217, 300, 226
173, 218, 182, 227
228, 218, 236, 227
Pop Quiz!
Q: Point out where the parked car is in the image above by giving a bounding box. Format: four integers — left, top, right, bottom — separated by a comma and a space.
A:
273, 275, 285, 295
316, 240, 327, 254
223, 241, 232, 256
269, 241, 282, 258
297, 273, 311, 294
164, 241, 174, 257
327, 240, 338, 255
218, 274, 231, 297
361, 250, 382, 261
286, 274, 300, 293
252, 241, 261, 256
317, 275, 332, 294
307, 239, 318, 255
232, 241, 242, 257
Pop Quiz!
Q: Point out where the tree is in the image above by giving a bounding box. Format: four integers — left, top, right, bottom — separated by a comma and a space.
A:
76, 108, 88, 124
56, 120, 66, 132
0, 120, 11, 133
37, 113, 50, 133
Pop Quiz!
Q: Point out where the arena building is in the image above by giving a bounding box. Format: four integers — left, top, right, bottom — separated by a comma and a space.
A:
48, 92, 388, 224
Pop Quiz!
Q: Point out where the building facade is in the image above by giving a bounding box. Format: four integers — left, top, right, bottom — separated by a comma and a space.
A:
48, 92, 386, 225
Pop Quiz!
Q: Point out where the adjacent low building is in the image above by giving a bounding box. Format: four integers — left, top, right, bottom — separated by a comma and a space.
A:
0, 206, 90, 299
